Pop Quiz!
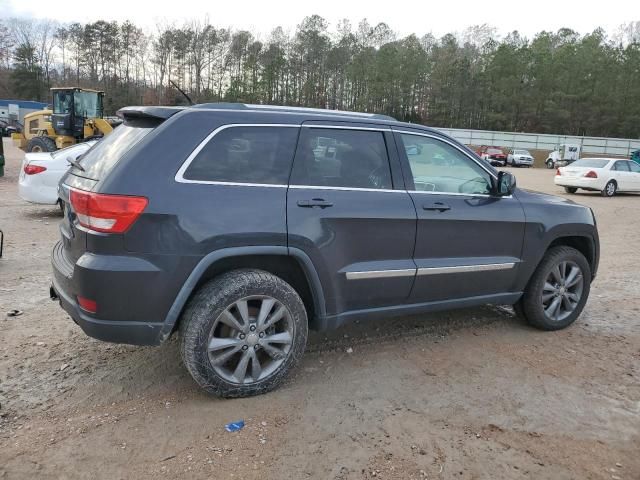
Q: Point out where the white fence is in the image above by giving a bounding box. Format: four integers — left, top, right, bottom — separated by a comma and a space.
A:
437, 128, 640, 157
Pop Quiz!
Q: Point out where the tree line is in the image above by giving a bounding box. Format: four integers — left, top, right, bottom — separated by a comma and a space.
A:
0, 16, 639, 138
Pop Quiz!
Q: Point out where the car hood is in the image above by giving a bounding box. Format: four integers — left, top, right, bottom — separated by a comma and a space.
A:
517, 188, 579, 206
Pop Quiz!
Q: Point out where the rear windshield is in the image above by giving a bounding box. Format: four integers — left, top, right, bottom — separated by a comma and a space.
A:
571, 159, 610, 168
75, 123, 153, 179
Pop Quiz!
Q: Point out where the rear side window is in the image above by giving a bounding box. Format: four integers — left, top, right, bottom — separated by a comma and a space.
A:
290, 128, 392, 189
183, 126, 299, 184
613, 161, 630, 171
572, 159, 610, 168
77, 123, 154, 180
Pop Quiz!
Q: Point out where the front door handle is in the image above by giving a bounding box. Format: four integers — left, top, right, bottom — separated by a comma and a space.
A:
423, 201, 451, 212
297, 198, 334, 209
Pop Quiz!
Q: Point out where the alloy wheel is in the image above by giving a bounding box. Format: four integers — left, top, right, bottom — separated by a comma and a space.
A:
207, 296, 294, 384
541, 260, 584, 322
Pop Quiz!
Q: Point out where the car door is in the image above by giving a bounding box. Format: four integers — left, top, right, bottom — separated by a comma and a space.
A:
394, 129, 526, 303
627, 161, 640, 191
612, 160, 631, 191
287, 123, 417, 316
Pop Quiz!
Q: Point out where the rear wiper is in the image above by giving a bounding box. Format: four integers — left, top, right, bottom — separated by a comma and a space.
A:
67, 158, 85, 172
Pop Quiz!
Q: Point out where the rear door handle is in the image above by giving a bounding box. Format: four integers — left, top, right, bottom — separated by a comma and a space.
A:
423, 202, 451, 212
297, 198, 334, 208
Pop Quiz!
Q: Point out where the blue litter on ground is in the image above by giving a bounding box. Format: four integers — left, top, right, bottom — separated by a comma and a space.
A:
225, 420, 245, 432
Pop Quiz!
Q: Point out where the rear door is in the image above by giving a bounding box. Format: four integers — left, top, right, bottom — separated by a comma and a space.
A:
287, 124, 417, 315
394, 129, 526, 303
612, 160, 631, 191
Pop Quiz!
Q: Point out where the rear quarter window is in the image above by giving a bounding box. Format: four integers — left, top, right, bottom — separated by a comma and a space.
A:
181, 126, 299, 185
77, 123, 154, 180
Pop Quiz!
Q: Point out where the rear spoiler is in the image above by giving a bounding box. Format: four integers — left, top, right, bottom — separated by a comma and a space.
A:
116, 106, 185, 121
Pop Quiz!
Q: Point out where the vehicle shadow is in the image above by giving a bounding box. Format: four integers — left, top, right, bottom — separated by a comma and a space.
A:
46, 305, 527, 409
307, 304, 524, 353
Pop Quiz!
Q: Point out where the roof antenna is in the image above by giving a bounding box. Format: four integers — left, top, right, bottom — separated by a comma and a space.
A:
169, 80, 193, 106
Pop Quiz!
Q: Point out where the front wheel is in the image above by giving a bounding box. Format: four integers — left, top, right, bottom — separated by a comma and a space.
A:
519, 246, 591, 331
564, 187, 578, 194
179, 269, 308, 397
546, 160, 554, 169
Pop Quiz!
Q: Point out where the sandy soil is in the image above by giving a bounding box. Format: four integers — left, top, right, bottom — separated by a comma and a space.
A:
0, 138, 638, 480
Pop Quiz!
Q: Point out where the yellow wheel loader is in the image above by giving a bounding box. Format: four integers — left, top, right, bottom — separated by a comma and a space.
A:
12, 88, 114, 152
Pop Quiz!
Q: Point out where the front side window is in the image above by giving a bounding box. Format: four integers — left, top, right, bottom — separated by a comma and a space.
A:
399, 133, 492, 195
290, 128, 392, 189
628, 162, 640, 173
183, 126, 299, 185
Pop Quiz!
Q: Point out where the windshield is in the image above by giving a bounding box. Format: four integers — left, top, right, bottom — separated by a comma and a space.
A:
75, 124, 153, 180
571, 159, 610, 168
514, 150, 530, 155
487, 148, 502, 154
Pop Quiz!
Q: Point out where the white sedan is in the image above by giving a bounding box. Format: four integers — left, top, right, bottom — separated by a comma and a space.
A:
554, 158, 640, 197
19, 141, 97, 205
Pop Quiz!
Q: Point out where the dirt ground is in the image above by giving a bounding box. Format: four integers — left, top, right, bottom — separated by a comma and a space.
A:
0, 138, 638, 480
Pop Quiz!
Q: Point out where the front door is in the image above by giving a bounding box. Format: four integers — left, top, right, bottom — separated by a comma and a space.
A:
287, 125, 417, 315
394, 130, 526, 303
627, 160, 640, 191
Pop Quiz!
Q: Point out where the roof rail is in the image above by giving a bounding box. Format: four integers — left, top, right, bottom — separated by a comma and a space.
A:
191, 102, 396, 121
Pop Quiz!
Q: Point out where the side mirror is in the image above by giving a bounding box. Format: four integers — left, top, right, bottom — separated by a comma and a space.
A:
495, 171, 516, 196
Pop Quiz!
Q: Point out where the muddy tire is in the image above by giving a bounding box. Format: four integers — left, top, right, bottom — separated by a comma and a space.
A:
546, 160, 554, 169
27, 136, 56, 153
520, 246, 591, 331
179, 269, 308, 398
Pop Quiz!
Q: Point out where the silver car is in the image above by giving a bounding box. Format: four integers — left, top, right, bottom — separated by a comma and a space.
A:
507, 149, 534, 167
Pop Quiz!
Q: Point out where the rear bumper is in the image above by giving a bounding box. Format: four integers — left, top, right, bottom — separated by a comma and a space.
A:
51, 276, 164, 345
554, 176, 604, 190
51, 241, 176, 346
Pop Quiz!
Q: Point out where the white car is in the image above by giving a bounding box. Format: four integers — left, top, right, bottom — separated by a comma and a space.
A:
554, 158, 640, 197
19, 141, 97, 205
507, 148, 534, 167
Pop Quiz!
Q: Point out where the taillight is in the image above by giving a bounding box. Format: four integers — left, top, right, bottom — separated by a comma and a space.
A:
77, 296, 97, 313
69, 188, 148, 233
584, 171, 598, 178
556, 168, 561, 176
24, 164, 47, 175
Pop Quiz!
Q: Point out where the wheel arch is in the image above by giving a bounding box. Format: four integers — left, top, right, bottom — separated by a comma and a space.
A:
158, 246, 326, 342
546, 235, 597, 278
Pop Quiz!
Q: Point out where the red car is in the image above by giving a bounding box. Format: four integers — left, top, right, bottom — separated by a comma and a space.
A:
477, 146, 507, 166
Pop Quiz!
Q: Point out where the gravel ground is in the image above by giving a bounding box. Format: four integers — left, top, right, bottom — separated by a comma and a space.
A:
0, 138, 638, 480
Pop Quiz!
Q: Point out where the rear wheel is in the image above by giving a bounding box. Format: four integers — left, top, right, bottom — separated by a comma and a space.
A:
601, 180, 616, 197
519, 246, 590, 331
564, 187, 578, 194
179, 269, 308, 398
27, 136, 56, 153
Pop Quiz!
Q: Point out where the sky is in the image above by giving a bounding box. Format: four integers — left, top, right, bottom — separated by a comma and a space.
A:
0, 0, 636, 38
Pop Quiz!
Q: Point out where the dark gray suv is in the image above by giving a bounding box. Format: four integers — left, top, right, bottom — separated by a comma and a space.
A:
51, 104, 599, 397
